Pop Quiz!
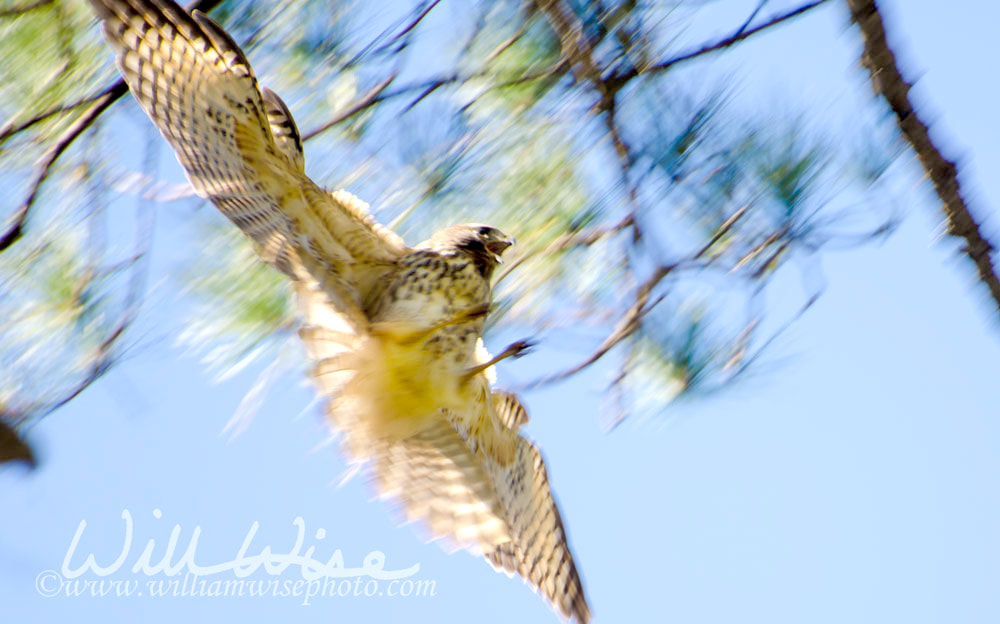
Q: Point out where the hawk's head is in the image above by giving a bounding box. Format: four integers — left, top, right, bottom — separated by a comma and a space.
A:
420, 224, 514, 278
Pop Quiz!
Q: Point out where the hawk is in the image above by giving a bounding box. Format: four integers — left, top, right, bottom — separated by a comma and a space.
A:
89, 1, 591, 621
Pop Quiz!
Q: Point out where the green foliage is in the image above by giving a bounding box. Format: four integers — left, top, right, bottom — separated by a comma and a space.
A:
177, 224, 294, 376
0, 0, 901, 426
0, 0, 111, 152
0, 221, 125, 424
471, 9, 563, 112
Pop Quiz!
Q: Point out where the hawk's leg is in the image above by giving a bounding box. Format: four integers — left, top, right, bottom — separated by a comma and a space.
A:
464, 339, 535, 380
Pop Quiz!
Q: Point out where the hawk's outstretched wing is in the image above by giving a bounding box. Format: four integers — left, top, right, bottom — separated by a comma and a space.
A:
90, 0, 407, 319
372, 421, 511, 552
487, 392, 591, 624
92, 3, 591, 620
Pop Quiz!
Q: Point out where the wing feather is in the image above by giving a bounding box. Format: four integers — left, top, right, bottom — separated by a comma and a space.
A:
493, 390, 530, 430
90, 0, 408, 307
486, 394, 591, 624
261, 86, 304, 174
372, 422, 510, 553
93, 4, 589, 620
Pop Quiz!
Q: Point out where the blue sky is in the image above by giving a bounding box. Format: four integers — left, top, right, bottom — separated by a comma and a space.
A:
3, 1, 1000, 622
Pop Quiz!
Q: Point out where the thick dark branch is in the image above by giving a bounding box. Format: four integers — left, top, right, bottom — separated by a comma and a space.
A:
0, 419, 35, 468
846, 0, 1000, 316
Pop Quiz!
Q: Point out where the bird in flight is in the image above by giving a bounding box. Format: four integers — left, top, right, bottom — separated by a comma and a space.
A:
88, 1, 590, 621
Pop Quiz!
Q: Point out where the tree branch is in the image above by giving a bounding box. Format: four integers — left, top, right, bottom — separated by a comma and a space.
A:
0, 0, 53, 18
0, 83, 121, 143
1, 0, 224, 254
302, 73, 397, 141
735, 1, 769, 38
389, 0, 442, 44
0, 82, 126, 253
613, 0, 831, 84
846, 0, 1000, 316
304, 59, 571, 141
0, 419, 35, 468
525, 205, 749, 388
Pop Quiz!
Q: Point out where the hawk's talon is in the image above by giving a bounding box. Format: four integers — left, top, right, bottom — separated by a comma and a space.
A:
504, 339, 535, 359
464, 338, 536, 379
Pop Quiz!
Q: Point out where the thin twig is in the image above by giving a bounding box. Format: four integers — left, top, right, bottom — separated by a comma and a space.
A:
526, 205, 749, 388
483, 17, 532, 65
729, 291, 820, 379
1, 83, 126, 253
0, 83, 122, 144
302, 73, 397, 141
524, 264, 672, 388
390, 0, 442, 44
732, 225, 787, 272
535, 0, 645, 249
0, 0, 53, 18
696, 203, 750, 259
735, 0, 769, 37
613, 0, 831, 84
10, 172, 153, 429
345, 0, 442, 67
306, 59, 571, 140
1, 0, 224, 253
493, 212, 635, 287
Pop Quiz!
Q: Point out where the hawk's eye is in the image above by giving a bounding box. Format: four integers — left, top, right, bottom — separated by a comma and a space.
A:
478, 226, 493, 237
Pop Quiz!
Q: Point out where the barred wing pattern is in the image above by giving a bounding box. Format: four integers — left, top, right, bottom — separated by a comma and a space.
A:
91, 2, 591, 621
90, 0, 407, 319
488, 393, 590, 624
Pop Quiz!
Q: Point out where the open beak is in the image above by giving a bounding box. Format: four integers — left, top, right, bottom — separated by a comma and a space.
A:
486, 238, 514, 263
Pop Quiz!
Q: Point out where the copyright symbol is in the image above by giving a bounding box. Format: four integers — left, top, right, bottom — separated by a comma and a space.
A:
35, 569, 63, 597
